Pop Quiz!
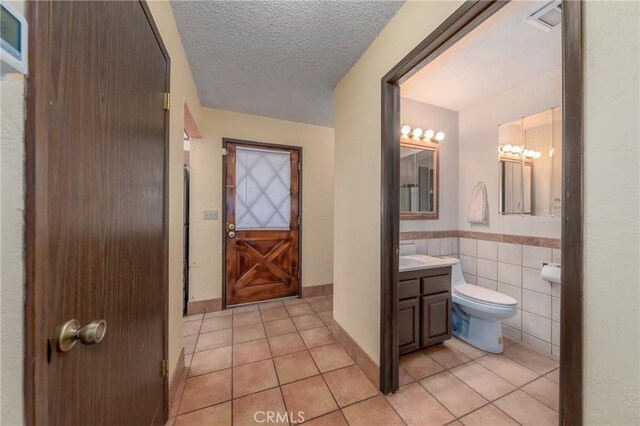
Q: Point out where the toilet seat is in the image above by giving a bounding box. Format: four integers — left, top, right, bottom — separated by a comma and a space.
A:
453, 284, 517, 308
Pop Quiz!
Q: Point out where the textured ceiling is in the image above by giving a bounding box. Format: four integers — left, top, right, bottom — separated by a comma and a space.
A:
171, 1, 404, 127
401, 0, 561, 111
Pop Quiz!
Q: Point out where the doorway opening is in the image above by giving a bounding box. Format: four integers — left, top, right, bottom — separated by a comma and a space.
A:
222, 139, 303, 307
380, 1, 583, 424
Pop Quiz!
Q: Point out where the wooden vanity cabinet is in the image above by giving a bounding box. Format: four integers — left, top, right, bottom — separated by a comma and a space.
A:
398, 266, 451, 355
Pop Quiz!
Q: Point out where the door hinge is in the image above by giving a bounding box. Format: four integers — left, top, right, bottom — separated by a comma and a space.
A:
297, 162, 301, 171
297, 269, 300, 279
298, 215, 301, 225
161, 359, 168, 379
222, 148, 228, 156
163, 93, 170, 111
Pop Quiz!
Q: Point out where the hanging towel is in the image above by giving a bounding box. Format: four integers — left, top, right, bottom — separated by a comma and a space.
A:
467, 182, 488, 224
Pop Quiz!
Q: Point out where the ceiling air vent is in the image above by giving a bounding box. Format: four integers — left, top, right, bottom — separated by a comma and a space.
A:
526, 0, 562, 32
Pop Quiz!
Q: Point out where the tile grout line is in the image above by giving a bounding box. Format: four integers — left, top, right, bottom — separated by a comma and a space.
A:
400, 341, 558, 423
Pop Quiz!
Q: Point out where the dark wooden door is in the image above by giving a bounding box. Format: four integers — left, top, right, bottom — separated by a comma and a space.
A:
421, 293, 451, 347
224, 141, 301, 306
28, 2, 169, 424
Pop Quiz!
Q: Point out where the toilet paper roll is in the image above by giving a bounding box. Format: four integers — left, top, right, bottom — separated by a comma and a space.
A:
541, 263, 562, 284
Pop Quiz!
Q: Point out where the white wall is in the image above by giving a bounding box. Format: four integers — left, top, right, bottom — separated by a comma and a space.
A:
583, 1, 639, 423
334, 0, 463, 363
458, 68, 562, 238
189, 108, 334, 303
0, 4, 25, 425
399, 98, 459, 232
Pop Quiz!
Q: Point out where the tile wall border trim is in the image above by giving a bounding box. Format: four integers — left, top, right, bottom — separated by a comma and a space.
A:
400, 230, 561, 249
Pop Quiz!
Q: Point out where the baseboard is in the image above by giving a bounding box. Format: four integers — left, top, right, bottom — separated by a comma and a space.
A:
328, 320, 380, 389
168, 348, 185, 406
186, 298, 222, 315
301, 283, 333, 298
187, 284, 333, 314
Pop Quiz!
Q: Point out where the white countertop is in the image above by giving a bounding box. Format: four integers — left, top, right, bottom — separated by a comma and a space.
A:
399, 255, 458, 272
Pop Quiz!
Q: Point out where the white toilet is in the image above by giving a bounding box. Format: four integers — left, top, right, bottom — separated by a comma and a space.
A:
446, 257, 517, 353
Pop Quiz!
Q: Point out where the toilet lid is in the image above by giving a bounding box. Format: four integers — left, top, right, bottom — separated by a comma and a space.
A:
454, 284, 517, 307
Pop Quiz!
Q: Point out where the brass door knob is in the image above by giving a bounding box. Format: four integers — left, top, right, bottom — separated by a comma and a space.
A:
57, 319, 107, 352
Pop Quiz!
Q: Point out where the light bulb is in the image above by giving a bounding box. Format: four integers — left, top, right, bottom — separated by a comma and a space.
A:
524, 150, 532, 157
503, 144, 513, 153
424, 129, 435, 140
435, 131, 445, 142
412, 128, 423, 139
511, 145, 522, 154
401, 125, 411, 136
533, 151, 542, 159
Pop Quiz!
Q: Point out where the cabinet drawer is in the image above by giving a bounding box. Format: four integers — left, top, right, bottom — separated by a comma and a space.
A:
421, 274, 450, 295
399, 279, 420, 299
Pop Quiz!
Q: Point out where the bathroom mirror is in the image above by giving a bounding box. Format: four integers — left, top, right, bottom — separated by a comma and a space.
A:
400, 140, 438, 219
499, 159, 532, 214
498, 108, 562, 216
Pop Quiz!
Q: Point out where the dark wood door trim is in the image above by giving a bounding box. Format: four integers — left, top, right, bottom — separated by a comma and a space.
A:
24, 2, 171, 424
380, 1, 584, 424
221, 138, 303, 309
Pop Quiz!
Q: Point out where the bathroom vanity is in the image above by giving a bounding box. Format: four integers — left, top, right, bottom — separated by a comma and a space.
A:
398, 255, 454, 355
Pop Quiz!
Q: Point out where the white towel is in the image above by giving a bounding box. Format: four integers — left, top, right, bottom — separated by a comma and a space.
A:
467, 182, 488, 224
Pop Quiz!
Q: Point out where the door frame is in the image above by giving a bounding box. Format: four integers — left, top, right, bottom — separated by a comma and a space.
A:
379, 1, 584, 424
23, 1, 171, 423
221, 138, 303, 309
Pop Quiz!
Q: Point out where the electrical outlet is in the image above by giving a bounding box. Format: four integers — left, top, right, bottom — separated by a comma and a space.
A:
203, 209, 218, 220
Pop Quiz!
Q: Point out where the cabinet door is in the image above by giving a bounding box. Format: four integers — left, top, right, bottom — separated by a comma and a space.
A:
398, 298, 420, 355
421, 293, 451, 347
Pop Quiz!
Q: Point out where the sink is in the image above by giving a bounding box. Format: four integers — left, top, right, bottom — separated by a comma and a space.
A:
399, 257, 424, 268
399, 254, 458, 272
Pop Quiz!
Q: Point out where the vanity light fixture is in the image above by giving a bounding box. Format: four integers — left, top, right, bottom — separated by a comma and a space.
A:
500, 144, 542, 159
400, 126, 446, 143
424, 129, 435, 140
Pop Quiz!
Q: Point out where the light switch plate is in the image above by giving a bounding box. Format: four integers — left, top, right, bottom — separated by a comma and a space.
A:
203, 209, 218, 220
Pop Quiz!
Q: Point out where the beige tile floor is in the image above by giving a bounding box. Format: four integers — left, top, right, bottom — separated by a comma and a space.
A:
170, 296, 559, 425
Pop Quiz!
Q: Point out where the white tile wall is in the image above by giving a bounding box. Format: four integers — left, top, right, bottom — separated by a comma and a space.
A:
440, 238, 454, 255
522, 311, 552, 342
552, 296, 561, 321
477, 258, 497, 280
498, 242, 522, 265
498, 262, 522, 286
459, 238, 477, 256
452, 237, 562, 358
460, 255, 477, 275
477, 240, 498, 261
476, 277, 498, 291
427, 239, 441, 256
523, 245, 552, 269
523, 267, 552, 294
522, 289, 552, 318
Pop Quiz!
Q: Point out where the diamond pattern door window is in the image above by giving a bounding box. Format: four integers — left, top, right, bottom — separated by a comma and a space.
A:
235, 147, 291, 230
